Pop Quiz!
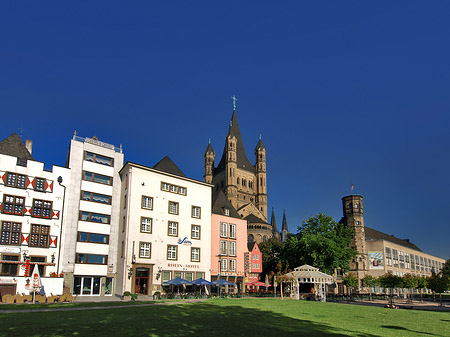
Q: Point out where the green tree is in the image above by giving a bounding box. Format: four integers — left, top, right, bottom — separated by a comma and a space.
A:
379, 274, 403, 306
427, 272, 449, 306
402, 274, 418, 303
362, 275, 378, 301
281, 213, 356, 274
441, 259, 450, 278
258, 237, 284, 279
342, 273, 358, 299
416, 277, 428, 301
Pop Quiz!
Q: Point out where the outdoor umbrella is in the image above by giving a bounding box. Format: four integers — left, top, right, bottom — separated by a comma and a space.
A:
31, 264, 42, 304
191, 278, 213, 295
163, 277, 191, 295
211, 279, 235, 286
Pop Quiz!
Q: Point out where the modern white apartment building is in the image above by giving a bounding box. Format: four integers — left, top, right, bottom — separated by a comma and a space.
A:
60, 133, 124, 297
0, 133, 70, 296
117, 157, 212, 297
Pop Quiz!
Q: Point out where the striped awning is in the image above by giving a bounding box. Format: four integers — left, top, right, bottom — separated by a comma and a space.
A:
0, 260, 55, 266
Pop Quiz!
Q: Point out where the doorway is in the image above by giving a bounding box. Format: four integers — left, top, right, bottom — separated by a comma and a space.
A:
135, 268, 149, 295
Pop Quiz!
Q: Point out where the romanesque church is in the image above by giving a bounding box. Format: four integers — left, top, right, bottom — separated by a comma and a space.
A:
204, 107, 288, 243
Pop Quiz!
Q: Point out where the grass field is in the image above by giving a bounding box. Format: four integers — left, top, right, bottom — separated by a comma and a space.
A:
0, 298, 449, 336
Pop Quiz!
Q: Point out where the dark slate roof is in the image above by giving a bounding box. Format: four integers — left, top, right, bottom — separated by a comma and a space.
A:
216, 110, 255, 173
152, 156, 186, 177
255, 138, 266, 151
270, 207, 278, 233
365, 226, 422, 252
282, 209, 288, 231
247, 241, 257, 251
204, 142, 214, 155
212, 190, 241, 219
0, 133, 34, 161
244, 213, 268, 224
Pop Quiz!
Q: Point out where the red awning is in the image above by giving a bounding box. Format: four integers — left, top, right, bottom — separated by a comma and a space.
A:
246, 281, 266, 287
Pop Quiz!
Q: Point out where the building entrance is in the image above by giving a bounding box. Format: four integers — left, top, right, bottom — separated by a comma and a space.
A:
135, 268, 149, 295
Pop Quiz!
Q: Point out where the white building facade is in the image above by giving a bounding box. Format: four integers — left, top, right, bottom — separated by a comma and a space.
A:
117, 160, 212, 297
60, 134, 124, 297
0, 136, 70, 296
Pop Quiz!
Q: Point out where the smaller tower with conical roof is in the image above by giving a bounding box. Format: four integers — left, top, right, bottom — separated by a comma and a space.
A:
281, 209, 289, 242
270, 207, 279, 239
204, 140, 215, 184
255, 136, 267, 219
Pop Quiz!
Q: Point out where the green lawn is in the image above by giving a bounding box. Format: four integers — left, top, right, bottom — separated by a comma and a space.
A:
0, 298, 448, 336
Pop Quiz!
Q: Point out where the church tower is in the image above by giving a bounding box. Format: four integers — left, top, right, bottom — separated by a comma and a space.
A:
341, 195, 367, 287
281, 209, 289, 242
204, 140, 215, 184
204, 97, 271, 243
255, 137, 267, 219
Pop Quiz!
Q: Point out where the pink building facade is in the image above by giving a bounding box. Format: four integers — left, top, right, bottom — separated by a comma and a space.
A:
246, 241, 263, 288
211, 192, 247, 293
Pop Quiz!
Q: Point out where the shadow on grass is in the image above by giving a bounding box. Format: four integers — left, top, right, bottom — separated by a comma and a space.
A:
381, 325, 436, 336
0, 302, 378, 337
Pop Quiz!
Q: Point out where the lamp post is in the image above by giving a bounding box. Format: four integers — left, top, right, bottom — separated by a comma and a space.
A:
217, 258, 221, 297
57, 176, 66, 275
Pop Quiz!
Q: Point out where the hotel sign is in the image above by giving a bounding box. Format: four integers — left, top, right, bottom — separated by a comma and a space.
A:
0, 247, 20, 254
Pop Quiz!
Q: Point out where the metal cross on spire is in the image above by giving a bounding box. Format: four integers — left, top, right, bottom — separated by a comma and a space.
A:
231, 95, 238, 110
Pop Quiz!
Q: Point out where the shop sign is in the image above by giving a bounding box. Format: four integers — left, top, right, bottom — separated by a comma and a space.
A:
177, 237, 192, 245
0, 247, 20, 254
0, 278, 17, 283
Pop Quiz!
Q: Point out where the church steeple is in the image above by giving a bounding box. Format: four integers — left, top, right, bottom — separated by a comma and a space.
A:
271, 207, 278, 235
281, 209, 289, 242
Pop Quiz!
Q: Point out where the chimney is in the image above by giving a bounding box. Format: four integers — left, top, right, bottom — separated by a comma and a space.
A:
25, 139, 33, 155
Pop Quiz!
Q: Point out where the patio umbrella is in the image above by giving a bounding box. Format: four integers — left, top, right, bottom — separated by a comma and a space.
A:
191, 278, 213, 295
211, 279, 235, 286
163, 277, 191, 285
163, 277, 191, 295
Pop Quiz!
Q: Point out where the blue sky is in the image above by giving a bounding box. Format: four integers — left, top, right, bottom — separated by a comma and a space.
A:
1, 1, 449, 260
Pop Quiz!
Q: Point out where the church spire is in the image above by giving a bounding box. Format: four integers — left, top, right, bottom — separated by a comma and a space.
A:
271, 207, 278, 234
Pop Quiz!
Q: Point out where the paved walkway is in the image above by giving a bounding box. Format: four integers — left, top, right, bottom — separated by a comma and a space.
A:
335, 298, 450, 312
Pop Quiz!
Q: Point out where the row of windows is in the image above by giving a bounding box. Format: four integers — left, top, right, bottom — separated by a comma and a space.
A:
162, 271, 205, 283
135, 243, 201, 262
2, 195, 54, 218
82, 171, 113, 186
77, 231, 109, 244
3, 172, 49, 192
161, 182, 187, 196
219, 240, 236, 256
220, 258, 237, 272
1, 221, 51, 247
84, 151, 114, 167
81, 191, 111, 204
385, 247, 443, 273
75, 253, 108, 265
1, 255, 47, 277
136, 216, 201, 239
141, 196, 201, 218
220, 222, 236, 239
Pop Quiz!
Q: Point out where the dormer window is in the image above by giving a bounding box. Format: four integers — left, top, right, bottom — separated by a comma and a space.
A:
224, 208, 230, 216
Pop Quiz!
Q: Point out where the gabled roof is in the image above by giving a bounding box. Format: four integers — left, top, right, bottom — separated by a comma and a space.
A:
247, 241, 259, 252
212, 190, 241, 219
216, 110, 255, 173
152, 156, 185, 177
365, 226, 422, 252
244, 213, 268, 224
0, 133, 34, 161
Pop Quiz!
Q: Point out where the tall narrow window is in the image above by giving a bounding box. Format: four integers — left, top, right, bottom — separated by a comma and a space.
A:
220, 222, 228, 237
229, 224, 236, 239
168, 201, 179, 215
229, 241, 236, 256
142, 196, 153, 210
191, 206, 201, 219
220, 240, 227, 255
168, 222, 178, 236
141, 217, 152, 233
1, 222, 21, 245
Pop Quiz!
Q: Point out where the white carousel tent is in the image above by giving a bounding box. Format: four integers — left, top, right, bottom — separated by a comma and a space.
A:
285, 265, 334, 301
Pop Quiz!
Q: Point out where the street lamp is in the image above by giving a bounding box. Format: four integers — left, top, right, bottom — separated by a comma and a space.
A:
217, 256, 221, 297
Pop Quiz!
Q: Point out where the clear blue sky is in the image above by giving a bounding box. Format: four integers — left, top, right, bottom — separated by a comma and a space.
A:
1, 1, 449, 260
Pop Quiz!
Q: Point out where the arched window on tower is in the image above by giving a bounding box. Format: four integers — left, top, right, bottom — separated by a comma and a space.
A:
248, 234, 254, 242
237, 177, 240, 185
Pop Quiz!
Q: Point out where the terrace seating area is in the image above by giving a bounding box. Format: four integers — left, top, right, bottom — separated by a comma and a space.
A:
1, 293, 77, 304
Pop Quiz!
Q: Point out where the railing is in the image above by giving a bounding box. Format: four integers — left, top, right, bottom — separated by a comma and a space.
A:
73, 135, 122, 153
